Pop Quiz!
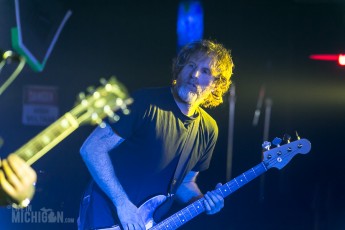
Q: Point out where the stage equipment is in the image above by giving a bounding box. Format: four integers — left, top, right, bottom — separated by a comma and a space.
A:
177, 0, 204, 51
252, 85, 265, 126
0, 49, 26, 95
226, 84, 236, 181
11, 0, 72, 72
309, 54, 345, 66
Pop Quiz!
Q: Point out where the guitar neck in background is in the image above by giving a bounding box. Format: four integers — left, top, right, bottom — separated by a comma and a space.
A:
9, 77, 130, 166
14, 112, 79, 165
151, 162, 268, 230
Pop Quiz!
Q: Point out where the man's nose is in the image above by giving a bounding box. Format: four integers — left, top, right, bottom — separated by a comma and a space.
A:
191, 68, 201, 78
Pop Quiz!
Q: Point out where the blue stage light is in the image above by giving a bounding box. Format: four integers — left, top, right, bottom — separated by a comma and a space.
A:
177, 1, 204, 51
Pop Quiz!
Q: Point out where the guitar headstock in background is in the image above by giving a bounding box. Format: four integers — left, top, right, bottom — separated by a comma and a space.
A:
15, 76, 133, 165
73, 77, 133, 126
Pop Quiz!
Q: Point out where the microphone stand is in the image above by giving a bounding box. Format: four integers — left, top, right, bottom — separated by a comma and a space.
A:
0, 50, 26, 95
226, 84, 236, 181
259, 98, 272, 202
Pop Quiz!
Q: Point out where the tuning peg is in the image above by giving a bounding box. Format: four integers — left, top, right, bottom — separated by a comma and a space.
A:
283, 133, 291, 143
99, 122, 107, 128
91, 113, 102, 125
122, 108, 130, 115
86, 86, 95, 94
99, 78, 107, 85
75, 92, 86, 105
78, 92, 86, 100
262, 141, 271, 151
108, 114, 120, 123
103, 105, 115, 117
295, 131, 301, 140
272, 137, 282, 147
108, 76, 117, 84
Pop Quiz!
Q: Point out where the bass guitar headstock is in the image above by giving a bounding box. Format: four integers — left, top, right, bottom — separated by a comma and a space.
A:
262, 133, 311, 170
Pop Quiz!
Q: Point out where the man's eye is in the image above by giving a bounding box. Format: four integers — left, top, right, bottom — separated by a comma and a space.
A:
187, 63, 195, 68
202, 69, 211, 75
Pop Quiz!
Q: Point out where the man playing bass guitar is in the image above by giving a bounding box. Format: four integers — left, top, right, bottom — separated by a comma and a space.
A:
78, 40, 234, 230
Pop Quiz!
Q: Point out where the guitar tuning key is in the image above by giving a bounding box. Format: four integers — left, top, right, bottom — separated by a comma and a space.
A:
283, 133, 291, 143
108, 114, 120, 123
86, 86, 95, 94
125, 98, 134, 105
107, 77, 116, 84
103, 105, 114, 117
295, 131, 301, 140
99, 78, 107, 85
99, 122, 107, 128
94, 118, 103, 125
75, 92, 86, 105
78, 92, 86, 100
91, 112, 98, 120
122, 108, 130, 115
115, 98, 124, 106
272, 137, 282, 147
262, 141, 271, 151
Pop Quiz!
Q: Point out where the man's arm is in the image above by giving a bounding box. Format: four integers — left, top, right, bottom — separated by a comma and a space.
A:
80, 123, 146, 230
175, 171, 224, 215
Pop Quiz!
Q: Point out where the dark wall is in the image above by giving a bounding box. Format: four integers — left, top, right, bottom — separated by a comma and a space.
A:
0, 0, 344, 229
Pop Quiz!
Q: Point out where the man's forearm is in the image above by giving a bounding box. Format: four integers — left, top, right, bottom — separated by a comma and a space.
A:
81, 146, 129, 207
80, 124, 131, 207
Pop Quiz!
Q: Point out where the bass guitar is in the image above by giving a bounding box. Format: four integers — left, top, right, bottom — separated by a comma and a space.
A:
109, 137, 311, 230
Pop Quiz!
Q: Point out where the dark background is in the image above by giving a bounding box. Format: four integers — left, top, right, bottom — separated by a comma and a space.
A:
0, 0, 344, 229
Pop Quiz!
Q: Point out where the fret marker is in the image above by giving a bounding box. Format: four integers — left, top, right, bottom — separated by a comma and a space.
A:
42, 136, 50, 144
61, 119, 69, 128
25, 150, 33, 157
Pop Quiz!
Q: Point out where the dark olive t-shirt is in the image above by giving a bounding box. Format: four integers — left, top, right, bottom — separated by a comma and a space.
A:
108, 87, 218, 205
85, 87, 218, 228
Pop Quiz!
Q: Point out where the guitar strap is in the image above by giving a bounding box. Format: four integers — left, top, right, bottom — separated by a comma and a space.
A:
169, 115, 200, 195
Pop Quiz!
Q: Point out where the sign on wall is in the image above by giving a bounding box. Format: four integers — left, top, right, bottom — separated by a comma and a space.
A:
22, 85, 59, 126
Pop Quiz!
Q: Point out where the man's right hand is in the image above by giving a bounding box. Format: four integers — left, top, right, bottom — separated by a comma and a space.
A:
116, 199, 146, 230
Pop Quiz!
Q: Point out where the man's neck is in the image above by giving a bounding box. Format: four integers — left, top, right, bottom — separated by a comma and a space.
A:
176, 101, 197, 117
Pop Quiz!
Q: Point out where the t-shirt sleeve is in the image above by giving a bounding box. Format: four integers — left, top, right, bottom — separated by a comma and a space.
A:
191, 124, 218, 172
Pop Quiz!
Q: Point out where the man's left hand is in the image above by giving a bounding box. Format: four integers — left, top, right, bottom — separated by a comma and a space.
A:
203, 183, 224, 215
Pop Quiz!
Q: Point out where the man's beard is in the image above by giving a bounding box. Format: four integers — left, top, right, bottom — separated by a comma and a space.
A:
176, 85, 198, 104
